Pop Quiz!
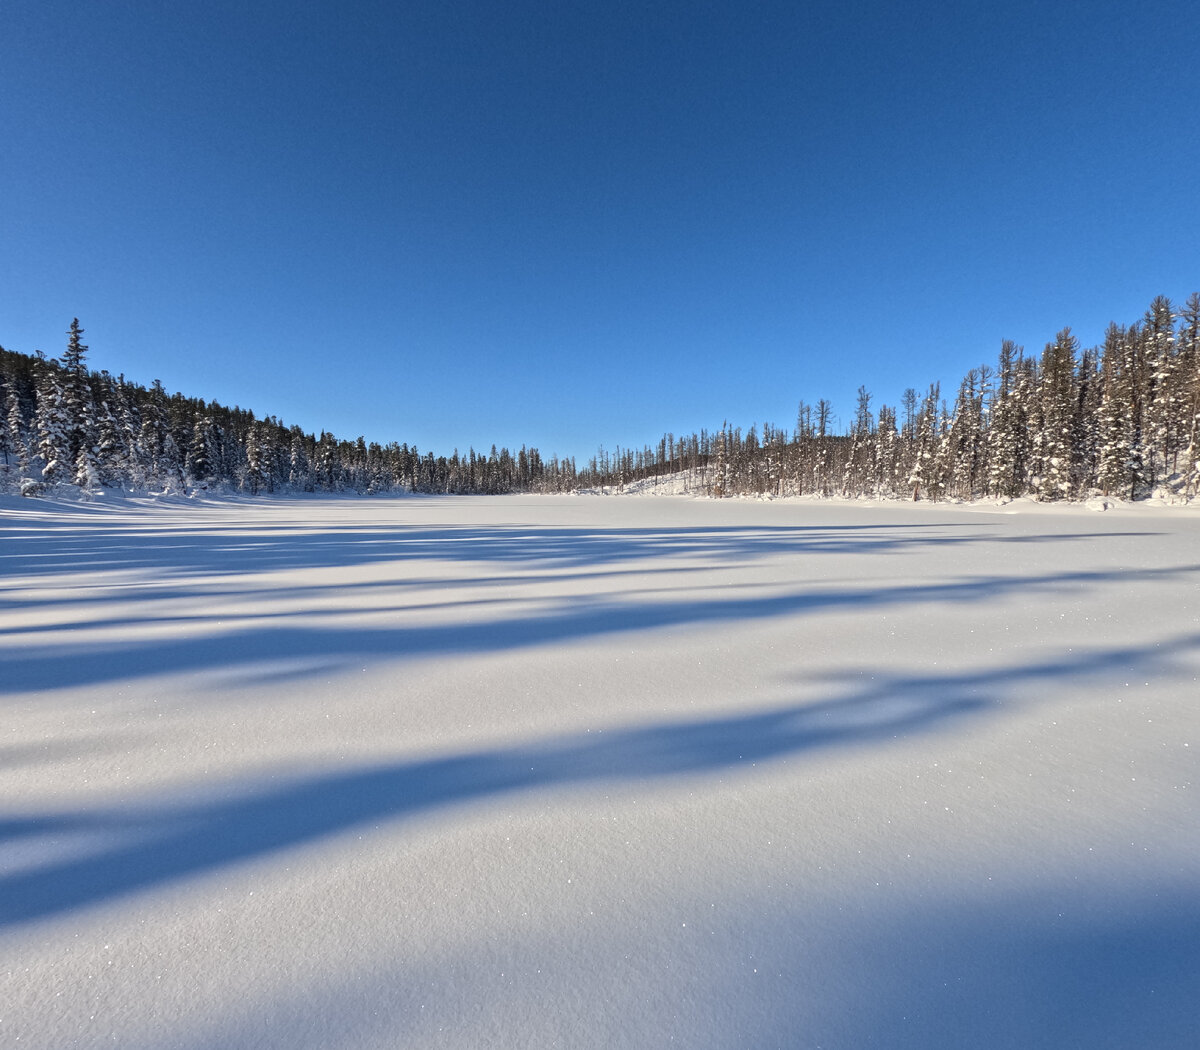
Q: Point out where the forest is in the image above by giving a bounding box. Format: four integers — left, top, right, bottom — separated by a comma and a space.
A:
2, 293, 1198, 502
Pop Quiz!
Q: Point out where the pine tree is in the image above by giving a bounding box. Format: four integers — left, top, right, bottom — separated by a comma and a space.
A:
35, 363, 70, 489
1031, 328, 1078, 500
1072, 347, 1101, 493
874, 404, 900, 495
711, 422, 730, 497
138, 380, 185, 491
1122, 323, 1151, 498
186, 416, 219, 486
59, 320, 100, 487
74, 438, 101, 496
793, 401, 814, 495
1140, 296, 1179, 487
72, 391, 102, 496
842, 386, 875, 496
7, 380, 30, 480
316, 431, 339, 489
1178, 293, 1200, 497
90, 374, 125, 487
288, 427, 311, 490
1097, 324, 1135, 498
814, 399, 833, 497
0, 374, 11, 475
243, 421, 270, 494
907, 383, 940, 500
937, 368, 988, 500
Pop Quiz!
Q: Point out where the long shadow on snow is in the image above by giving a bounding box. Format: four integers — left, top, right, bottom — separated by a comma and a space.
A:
0, 513, 1161, 582
0, 563, 711, 620
3, 561, 1198, 694
4, 631, 1197, 928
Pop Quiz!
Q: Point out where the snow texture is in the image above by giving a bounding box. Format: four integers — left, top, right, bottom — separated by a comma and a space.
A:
2, 492, 1198, 1049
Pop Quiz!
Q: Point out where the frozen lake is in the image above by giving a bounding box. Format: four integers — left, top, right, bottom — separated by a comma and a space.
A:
3, 493, 1198, 1048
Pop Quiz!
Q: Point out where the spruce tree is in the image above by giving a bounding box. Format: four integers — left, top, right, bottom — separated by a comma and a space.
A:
288, 427, 311, 490
243, 421, 270, 494
0, 375, 10, 473
1097, 324, 1135, 498
35, 363, 70, 489
60, 320, 99, 483
1031, 328, 1078, 500
874, 405, 899, 496
186, 416, 218, 486
1140, 296, 1179, 487
7, 382, 30, 480
842, 386, 874, 496
1178, 293, 1200, 497
907, 383, 940, 500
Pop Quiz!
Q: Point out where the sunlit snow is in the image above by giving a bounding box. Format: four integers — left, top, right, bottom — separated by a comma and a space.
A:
2, 493, 1197, 1049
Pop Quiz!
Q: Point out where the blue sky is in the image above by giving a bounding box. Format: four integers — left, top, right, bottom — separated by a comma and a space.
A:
3, 1, 1198, 462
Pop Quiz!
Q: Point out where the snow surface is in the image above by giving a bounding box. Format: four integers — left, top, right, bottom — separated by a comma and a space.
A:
2, 492, 1198, 1049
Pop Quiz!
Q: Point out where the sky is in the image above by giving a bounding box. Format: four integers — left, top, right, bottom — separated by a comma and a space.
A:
2, 1, 1198, 463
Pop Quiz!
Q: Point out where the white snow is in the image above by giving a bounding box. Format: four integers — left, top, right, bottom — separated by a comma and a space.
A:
2, 492, 1198, 1048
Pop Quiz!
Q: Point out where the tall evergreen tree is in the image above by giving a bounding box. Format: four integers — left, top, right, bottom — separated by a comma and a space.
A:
842, 386, 875, 496
288, 426, 311, 490
243, 421, 270, 494
1141, 296, 1179, 487
1178, 293, 1200, 497
60, 320, 99, 483
186, 416, 219, 485
907, 383, 940, 500
6, 379, 30, 479
1097, 324, 1135, 498
0, 374, 11, 474
1031, 328, 1078, 500
91, 375, 125, 487
35, 362, 70, 488
874, 404, 900, 495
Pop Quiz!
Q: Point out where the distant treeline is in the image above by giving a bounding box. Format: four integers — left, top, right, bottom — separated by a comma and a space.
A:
2, 294, 1198, 502
0, 322, 578, 497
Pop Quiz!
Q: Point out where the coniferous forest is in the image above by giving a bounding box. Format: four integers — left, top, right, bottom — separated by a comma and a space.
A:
2, 294, 1198, 502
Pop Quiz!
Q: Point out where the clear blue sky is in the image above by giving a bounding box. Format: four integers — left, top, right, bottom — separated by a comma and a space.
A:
3, 1, 1198, 462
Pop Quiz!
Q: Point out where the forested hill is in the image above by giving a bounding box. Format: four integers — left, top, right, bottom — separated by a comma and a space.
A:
2, 294, 1198, 502
0, 322, 578, 497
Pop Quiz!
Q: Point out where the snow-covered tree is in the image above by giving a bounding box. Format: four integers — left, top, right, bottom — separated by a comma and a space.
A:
242, 421, 272, 494
935, 368, 988, 500
1096, 324, 1136, 498
1178, 293, 1200, 497
907, 383, 940, 500
35, 362, 71, 489
186, 415, 221, 486
6, 377, 31, 480
288, 427, 311, 490
0, 375, 11, 476
1140, 296, 1179, 488
1031, 328, 1078, 500
842, 386, 875, 497
874, 404, 900, 495
711, 422, 731, 497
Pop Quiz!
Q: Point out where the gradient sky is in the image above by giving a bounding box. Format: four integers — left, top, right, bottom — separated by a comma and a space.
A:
3, 1, 1198, 463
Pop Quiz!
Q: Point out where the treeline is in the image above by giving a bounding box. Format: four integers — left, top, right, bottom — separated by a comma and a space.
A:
585, 293, 1200, 503
2, 295, 1198, 502
0, 322, 579, 498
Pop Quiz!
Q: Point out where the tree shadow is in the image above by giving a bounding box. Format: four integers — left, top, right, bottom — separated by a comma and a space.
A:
0, 500, 1161, 582
3, 559, 1198, 694
5, 630, 1197, 928
5, 504, 1180, 695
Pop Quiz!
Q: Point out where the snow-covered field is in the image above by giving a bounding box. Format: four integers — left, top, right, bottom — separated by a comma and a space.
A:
3, 492, 1198, 1049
